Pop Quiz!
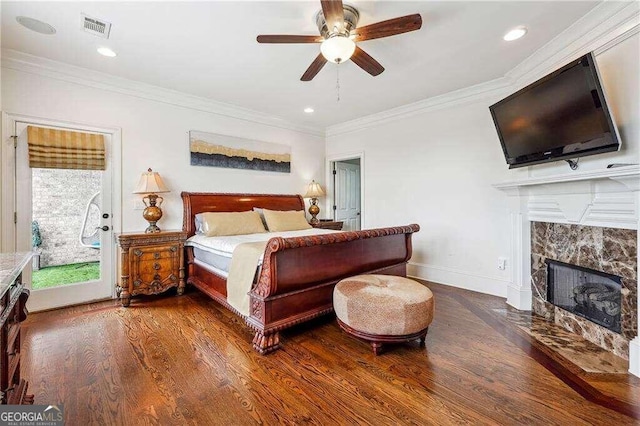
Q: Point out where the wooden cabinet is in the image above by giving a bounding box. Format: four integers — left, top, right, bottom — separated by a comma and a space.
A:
116, 231, 187, 307
0, 252, 32, 405
311, 220, 344, 230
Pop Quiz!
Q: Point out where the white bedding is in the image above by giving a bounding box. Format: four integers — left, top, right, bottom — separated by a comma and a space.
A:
186, 228, 338, 260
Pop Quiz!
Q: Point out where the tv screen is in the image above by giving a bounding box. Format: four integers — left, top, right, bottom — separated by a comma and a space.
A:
490, 52, 620, 168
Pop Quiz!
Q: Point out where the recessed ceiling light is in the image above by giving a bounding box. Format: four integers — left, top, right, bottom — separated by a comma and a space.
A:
503, 26, 527, 42
97, 47, 117, 57
304, 107, 314, 113
16, 16, 56, 35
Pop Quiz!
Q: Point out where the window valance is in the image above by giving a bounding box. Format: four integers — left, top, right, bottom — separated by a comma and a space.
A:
27, 125, 106, 170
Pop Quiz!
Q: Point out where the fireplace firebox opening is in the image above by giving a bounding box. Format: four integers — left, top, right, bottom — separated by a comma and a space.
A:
546, 259, 622, 334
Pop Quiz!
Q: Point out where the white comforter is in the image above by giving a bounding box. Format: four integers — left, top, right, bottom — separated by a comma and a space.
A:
186, 228, 338, 258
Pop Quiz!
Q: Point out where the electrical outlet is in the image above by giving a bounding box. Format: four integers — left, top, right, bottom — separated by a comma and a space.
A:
498, 257, 507, 270
133, 199, 146, 210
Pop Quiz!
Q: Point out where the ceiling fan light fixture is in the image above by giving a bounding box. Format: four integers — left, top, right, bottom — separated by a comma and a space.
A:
320, 36, 356, 64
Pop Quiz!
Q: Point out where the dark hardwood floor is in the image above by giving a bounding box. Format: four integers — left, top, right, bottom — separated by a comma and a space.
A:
21, 282, 639, 425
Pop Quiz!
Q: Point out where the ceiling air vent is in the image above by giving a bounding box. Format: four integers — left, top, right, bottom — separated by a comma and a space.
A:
81, 14, 111, 39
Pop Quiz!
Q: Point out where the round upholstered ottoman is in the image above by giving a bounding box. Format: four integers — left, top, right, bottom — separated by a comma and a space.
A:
333, 274, 434, 355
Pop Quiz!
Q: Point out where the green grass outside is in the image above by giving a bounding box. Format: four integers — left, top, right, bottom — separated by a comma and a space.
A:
32, 262, 100, 290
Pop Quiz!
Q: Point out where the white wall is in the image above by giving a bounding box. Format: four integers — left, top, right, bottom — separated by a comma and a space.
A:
1, 67, 325, 233
327, 95, 513, 296
326, 32, 639, 297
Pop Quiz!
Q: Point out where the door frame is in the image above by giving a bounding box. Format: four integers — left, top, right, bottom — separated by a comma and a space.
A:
0, 112, 122, 301
325, 151, 365, 228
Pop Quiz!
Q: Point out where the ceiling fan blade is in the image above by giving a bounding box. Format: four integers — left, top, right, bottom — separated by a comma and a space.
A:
257, 35, 323, 43
354, 14, 422, 41
321, 0, 345, 31
351, 46, 384, 77
301, 53, 328, 81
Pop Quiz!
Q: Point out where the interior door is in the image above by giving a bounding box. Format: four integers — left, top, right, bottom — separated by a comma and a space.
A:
15, 121, 114, 311
334, 161, 361, 231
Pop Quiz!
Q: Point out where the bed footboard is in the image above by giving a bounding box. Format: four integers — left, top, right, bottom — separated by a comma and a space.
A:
246, 224, 420, 354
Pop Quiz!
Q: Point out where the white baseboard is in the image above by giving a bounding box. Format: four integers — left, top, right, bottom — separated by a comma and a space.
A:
408, 262, 508, 298
506, 283, 533, 311
630, 337, 640, 378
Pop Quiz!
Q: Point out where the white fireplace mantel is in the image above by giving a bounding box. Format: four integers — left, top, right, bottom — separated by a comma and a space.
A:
493, 165, 640, 192
493, 164, 640, 377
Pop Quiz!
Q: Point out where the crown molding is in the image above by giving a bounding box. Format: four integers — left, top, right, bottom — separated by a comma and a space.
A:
327, 1, 640, 138
1, 49, 325, 138
326, 76, 512, 138
506, 1, 640, 88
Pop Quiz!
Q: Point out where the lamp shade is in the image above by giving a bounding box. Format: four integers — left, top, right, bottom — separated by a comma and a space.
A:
320, 36, 356, 64
133, 168, 169, 194
304, 180, 325, 198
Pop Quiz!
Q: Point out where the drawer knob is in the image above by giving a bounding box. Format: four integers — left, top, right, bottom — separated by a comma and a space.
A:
153, 263, 161, 270
154, 253, 161, 259
170, 246, 178, 253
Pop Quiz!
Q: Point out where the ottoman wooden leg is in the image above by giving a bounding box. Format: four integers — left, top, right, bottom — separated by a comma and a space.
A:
419, 327, 429, 347
372, 342, 383, 356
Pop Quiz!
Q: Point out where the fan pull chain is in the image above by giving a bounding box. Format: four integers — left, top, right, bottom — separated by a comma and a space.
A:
336, 64, 341, 102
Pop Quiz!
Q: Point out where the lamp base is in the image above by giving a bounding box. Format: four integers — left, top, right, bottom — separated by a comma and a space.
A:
145, 222, 161, 233
142, 195, 164, 233
308, 198, 320, 225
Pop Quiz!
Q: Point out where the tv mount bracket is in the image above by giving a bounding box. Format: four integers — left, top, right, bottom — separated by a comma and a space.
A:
566, 159, 579, 170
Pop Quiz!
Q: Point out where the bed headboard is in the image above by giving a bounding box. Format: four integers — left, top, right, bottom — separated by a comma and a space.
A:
181, 192, 305, 237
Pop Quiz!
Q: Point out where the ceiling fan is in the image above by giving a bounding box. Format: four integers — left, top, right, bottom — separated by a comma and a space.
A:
257, 0, 422, 81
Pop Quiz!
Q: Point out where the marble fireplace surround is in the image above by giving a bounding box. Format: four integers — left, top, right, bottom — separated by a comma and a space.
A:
494, 165, 640, 377
531, 222, 636, 359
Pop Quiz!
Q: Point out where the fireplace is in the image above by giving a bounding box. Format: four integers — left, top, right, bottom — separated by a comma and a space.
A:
546, 259, 622, 334
494, 165, 640, 376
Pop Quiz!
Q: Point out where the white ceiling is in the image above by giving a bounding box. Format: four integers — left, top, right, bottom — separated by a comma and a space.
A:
1, 1, 600, 129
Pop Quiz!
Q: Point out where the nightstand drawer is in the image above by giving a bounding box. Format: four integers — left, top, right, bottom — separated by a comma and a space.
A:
130, 245, 179, 262
134, 260, 177, 282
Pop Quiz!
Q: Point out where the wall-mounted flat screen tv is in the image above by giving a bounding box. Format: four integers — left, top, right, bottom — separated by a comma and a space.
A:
490, 52, 620, 169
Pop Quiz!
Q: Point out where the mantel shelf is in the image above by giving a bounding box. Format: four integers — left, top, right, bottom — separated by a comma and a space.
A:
493, 165, 640, 191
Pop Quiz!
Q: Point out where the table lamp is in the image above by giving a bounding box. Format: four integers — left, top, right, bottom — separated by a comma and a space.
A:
133, 168, 169, 233
304, 180, 325, 225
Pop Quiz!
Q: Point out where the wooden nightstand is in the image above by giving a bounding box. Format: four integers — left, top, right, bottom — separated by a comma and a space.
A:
311, 220, 344, 230
116, 231, 187, 307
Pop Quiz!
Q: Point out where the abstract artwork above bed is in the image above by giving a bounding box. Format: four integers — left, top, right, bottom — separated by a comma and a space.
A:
189, 130, 291, 173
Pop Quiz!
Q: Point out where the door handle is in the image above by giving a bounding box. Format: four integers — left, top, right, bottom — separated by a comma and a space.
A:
356, 212, 361, 216
96, 226, 110, 231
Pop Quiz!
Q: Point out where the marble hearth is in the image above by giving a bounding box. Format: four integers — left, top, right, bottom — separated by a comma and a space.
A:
494, 165, 640, 377
531, 222, 637, 359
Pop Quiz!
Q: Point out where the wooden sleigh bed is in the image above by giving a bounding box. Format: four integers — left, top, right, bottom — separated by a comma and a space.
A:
181, 192, 420, 354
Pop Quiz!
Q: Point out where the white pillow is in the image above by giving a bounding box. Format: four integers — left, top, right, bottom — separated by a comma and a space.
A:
194, 213, 205, 234
253, 208, 268, 229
